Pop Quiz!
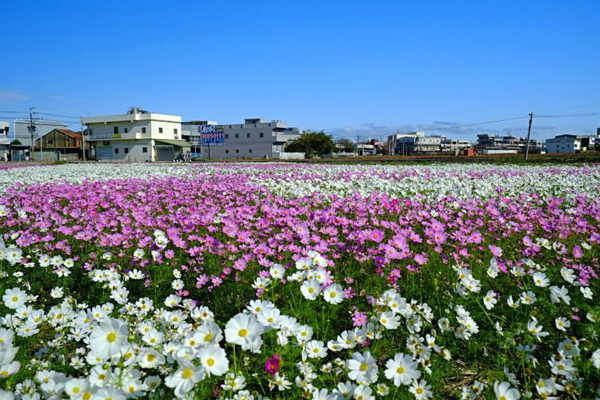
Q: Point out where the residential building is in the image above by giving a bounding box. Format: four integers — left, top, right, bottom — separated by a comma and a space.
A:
83, 107, 189, 162
0, 121, 9, 160
476, 134, 542, 153
387, 131, 425, 155
34, 129, 86, 161
545, 134, 597, 154
182, 118, 301, 159
13, 119, 68, 147
441, 138, 471, 153
388, 132, 446, 155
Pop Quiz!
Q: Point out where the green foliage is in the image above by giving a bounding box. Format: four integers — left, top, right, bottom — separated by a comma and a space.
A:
285, 131, 336, 156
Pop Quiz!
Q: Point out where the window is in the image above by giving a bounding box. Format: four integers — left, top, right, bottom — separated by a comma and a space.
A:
143, 147, 148, 153
174, 128, 178, 135
124, 128, 128, 133
142, 127, 147, 134
235, 134, 239, 139
159, 127, 163, 133
225, 134, 229, 139
114, 126, 119, 134
124, 148, 129, 154
249, 149, 252, 153
260, 132, 264, 138
89, 129, 93, 135
246, 133, 251, 138
114, 148, 119, 154
103, 141, 110, 146
236, 149, 239, 153
225, 150, 229, 154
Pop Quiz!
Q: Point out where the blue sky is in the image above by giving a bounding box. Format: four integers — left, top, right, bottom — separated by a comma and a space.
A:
0, 0, 599, 141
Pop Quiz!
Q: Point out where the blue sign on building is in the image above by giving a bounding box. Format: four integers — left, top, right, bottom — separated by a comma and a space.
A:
201, 125, 225, 146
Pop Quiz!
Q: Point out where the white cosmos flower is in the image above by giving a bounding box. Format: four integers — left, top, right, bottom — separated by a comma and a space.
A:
88, 317, 129, 359
384, 353, 421, 386
520, 291, 536, 305
269, 264, 285, 280
555, 317, 570, 331
483, 290, 497, 310
305, 340, 327, 359
527, 318, 549, 342
549, 286, 570, 305
379, 312, 400, 330
580, 287, 593, 299
300, 280, 321, 300
165, 361, 205, 398
560, 267, 576, 284
50, 287, 64, 299
347, 351, 378, 384
409, 379, 433, 399
3, 288, 28, 310
94, 387, 126, 400
591, 349, 600, 369
493, 381, 520, 400
198, 344, 229, 376
532, 272, 549, 287
323, 284, 344, 305
225, 313, 263, 349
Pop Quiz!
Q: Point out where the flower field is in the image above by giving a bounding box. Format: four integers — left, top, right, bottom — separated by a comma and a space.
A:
0, 163, 599, 400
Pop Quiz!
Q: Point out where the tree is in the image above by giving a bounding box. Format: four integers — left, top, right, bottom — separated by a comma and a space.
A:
10, 139, 22, 145
285, 131, 336, 156
337, 138, 355, 153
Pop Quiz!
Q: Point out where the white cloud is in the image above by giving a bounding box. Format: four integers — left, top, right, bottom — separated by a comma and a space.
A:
0, 90, 29, 104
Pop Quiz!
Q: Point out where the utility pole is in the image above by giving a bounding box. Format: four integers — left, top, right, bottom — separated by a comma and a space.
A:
80, 116, 86, 161
28, 107, 36, 161
524, 112, 534, 161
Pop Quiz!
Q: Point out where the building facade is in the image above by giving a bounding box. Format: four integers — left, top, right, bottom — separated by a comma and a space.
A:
545, 134, 596, 154
34, 129, 86, 161
83, 108, 188, 162
182, 118, 301, 159
13, 119, 68, 147
476, 134, 542, 153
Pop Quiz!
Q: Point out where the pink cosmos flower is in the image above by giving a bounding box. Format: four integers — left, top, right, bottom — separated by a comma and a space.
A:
265, 354, 281, 377
352, 312, 367, 327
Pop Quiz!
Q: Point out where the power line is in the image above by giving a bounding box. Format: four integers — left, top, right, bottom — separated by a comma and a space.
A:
536, 111, 600, 119
422, 116, 530, 133
35, 112, 80, 120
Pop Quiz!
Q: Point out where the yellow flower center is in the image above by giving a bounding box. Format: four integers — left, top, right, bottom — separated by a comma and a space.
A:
182, 368, 194, 379
207, 358, 215, 367
238, 328, 248, 338
11, 296, 18, 302
73, 387, 80, 394
417, 388, 424, 394
360, 363, 368, 371
106, 332, 117, 342
205, 333, 213, 341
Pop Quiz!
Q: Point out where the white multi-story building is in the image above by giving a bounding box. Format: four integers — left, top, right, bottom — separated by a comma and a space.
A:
83, 108, 189, 162
182, 118, 302, 159
13, 119, 68, 147
545, 134, 596, 154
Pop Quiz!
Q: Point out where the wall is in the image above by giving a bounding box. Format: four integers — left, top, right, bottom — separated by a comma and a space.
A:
95, 139, 154, 162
